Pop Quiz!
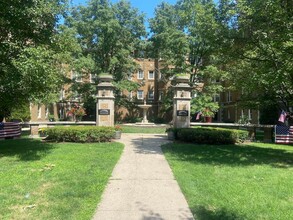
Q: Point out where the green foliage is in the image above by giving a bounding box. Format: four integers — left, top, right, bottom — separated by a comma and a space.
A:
45, 126, 115, 142
0, 0, 69, 116
66, 0, 146, 81
7, 103, 31, 122
219, 0, 293, 112
0, 138, 123, 219
176, 127, 249, 144
162, 142, 293, 220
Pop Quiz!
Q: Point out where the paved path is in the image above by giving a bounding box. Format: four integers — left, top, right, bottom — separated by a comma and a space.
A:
92, 134, 194, 220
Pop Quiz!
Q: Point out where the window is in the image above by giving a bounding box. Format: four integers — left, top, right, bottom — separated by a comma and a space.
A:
148, 90, 154, 100
128, 91, 133, 100
37, 104, 42, 119
248, 109, 252, 120
90, 74, 95, 83
45, 107, 49, 119
137, 90, 144, 100
159, 91, 163, 101
60, 89, 65, 100
138, 70, 144, 79
148, 71, 154, 79
227, 91, 232, 102
72, 71, 82, 82
213, 94, 220, 102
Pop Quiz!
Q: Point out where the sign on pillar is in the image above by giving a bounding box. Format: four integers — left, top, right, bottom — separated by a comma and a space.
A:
173, 75, 192, 128
96, 75, 115, 127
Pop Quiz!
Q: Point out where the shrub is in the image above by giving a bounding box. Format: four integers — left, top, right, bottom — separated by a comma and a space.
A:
176, 127, 248, 144
45, 126, 115, 143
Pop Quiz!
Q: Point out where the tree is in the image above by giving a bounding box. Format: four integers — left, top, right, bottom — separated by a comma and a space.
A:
66, 0, 146, 81
149, 0, 228, 117
64, 0, 147, 114
0, 0, 68, 117
219, 0, 293, 113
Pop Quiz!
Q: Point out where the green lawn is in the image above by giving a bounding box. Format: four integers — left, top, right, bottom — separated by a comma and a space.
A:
121, 125, 166, 134
162, 142, 293, 220
0, 138, 123, 220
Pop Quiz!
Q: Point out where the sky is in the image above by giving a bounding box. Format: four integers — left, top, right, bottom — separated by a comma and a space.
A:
70, 0, 178, 23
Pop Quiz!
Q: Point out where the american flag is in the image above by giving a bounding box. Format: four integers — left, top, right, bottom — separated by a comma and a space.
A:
275, 125, 293, 144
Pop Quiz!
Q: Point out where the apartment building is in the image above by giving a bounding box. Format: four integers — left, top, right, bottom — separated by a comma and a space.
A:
30, 58, 259, 124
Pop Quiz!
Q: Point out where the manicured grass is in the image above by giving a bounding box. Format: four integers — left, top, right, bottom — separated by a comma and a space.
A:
120, 125, 166, 134
162, 142, 293, 220
0, 138, 123, 220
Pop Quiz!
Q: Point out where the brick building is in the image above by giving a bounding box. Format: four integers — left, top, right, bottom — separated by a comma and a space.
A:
30, 58, 259, 124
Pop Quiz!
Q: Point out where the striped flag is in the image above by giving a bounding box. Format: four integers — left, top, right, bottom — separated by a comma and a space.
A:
278, 110, 287, 123
196, 112, 202, 120
275, 125, 293, 144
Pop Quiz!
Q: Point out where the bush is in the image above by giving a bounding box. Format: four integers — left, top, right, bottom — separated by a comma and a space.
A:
45, 126, 115, 143
176, 127, 248, 144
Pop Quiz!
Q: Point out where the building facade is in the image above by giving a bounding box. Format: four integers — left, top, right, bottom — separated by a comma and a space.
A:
30, 58, 259, 124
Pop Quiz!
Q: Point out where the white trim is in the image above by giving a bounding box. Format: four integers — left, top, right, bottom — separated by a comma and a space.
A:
128, 91, 133, 100
148, 71, 154, 80
138, 70, 144, 79
148, 90, 154, 100
90, 74, 95, 83
248, 109, 252, 120
137, 90, 144, 100
37, 104, 42, 119
227, 91, 232, 102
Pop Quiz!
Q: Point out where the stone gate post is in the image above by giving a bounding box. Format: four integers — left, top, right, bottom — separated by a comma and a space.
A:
173, 75, 192, 128
96, 75, 115, 127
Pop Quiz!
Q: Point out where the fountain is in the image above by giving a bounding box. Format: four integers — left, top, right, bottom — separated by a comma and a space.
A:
137, 99, 154, 124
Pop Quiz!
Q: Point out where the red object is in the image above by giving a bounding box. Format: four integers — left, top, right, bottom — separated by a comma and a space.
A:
205, 117, 212, 123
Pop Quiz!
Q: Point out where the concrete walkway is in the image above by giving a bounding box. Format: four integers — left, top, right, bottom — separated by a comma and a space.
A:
92, 133, 194, 220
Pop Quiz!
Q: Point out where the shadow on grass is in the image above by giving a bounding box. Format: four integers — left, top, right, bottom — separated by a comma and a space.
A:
0, 138, 54, 161
162, 143, 293, 168
192, 205, 246, 220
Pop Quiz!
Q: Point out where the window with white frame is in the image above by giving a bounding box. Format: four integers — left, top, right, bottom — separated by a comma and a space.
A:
148, 71, 154, 79
138, 70, 144, 79
137, 90, 144, 99
248, 109, 252, 120
90, 74, 95, 83
72, 71, 82, 82
159, 91, 163, 101
127, 74, 132, 81
148, 90, 154, 100
45, 107, 49, 119
37, 104, 42, 119
60, 89, 65, 100
213, 94, 220, 102
128, 91, 133, 100
227, 91, 232, 102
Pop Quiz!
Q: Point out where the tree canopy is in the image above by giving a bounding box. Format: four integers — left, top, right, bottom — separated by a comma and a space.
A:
1, 0, 292, 118
0, 0, 68, 117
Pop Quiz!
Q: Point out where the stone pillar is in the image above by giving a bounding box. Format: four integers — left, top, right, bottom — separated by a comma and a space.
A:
96, 75, 115, 127
173, 75, 192, 128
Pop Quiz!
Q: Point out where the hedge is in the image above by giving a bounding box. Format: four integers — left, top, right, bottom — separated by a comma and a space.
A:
176, 127, 248, 144
45, 126, 115, 143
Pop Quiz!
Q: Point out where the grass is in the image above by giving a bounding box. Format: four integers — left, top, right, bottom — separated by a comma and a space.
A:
120, 125, 166, 134
162, 142, 293, 220
0, 138, 123, 220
